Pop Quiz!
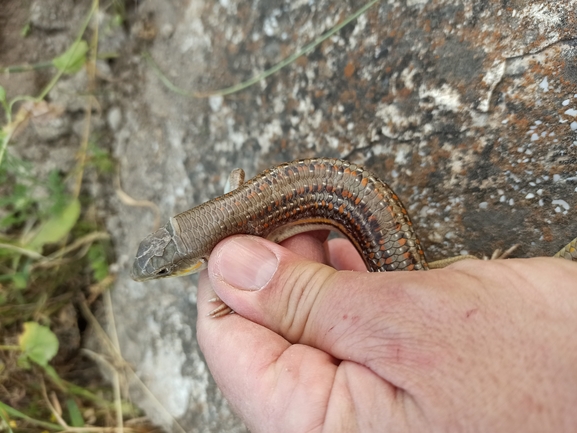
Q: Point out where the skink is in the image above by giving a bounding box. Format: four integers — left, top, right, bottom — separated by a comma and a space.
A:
131, 158, 577, 284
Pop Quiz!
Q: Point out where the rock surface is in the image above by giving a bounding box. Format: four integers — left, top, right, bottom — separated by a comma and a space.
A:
109, 1, 577, 431
2, 0, 576, 431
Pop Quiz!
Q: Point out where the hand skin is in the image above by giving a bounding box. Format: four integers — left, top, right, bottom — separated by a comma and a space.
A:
196, 233, 577, 433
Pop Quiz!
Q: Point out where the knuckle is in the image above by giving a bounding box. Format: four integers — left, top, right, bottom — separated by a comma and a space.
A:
276, 261, 336, 342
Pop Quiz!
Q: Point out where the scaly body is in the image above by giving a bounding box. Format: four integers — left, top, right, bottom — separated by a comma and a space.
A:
131, 158, 576, 283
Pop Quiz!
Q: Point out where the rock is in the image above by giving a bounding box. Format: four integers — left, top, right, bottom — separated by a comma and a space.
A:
32, 114, 71, 141
30, 0, 74, 31
107, 107, 122, 131
93, 11, 127, 55
49, 69, 90, 113
103, 0, 577, 431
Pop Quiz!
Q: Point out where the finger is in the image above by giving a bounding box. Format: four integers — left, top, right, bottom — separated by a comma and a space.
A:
325, 237, 366, 271
279, 231, 366, 271
278, 230, 330, 265
196, 269, 340, 432
206, 235, 439, 382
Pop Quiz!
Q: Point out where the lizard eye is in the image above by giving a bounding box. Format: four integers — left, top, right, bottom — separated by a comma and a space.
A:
155, 267, 169, 276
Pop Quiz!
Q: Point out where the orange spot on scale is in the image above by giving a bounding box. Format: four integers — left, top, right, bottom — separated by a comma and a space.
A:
361, 177, 368, 187
328, 203, 334, 210
338, 205, 344, 214
355, 197, 361, 205
385, 257, 393, 265
397, 238, 407, 246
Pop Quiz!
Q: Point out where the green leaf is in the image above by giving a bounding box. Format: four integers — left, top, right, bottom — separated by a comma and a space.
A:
112, 14, 123, 27
16, 353, 31, 369
27, 198, 81, 251
0, 404, 14, 433
43, 364, 65, 387
0, 86, 6, 103
18, 322, 59, 367
66, 399, 84, 427
20, 23, 30, 37
53, 40, 88, 74
46, 170, 68, 216
88, 142, 114, 173
88, 243, 108, 282
12, 272, 28, 290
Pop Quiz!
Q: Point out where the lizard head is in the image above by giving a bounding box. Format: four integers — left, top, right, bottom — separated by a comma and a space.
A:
131, 219, 207, 282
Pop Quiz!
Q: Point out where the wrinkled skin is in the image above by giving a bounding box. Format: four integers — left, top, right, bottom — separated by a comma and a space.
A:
197, 232, 577, 433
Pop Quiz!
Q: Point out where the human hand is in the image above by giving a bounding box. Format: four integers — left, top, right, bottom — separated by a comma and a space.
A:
196, 233, 577, 433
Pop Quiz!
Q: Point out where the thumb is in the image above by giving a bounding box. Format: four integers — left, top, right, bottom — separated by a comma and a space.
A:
206, 235, 431, 374
207, 234, 336, 344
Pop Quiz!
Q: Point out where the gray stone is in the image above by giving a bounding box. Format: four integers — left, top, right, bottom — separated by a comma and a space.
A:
107, 107, 122, 131
49, 69, 90, 113
31, 111, 71, 141
30, 0, 74, 30
105, 1, 577, 431
72, 116, 104, 138
93, 11, 128, 55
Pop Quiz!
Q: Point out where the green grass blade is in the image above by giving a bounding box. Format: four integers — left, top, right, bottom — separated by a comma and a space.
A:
0, 401, 64, 431
147, 0, 382, 98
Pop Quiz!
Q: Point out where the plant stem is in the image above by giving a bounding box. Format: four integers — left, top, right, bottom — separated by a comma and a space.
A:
147, 0, 383, 98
